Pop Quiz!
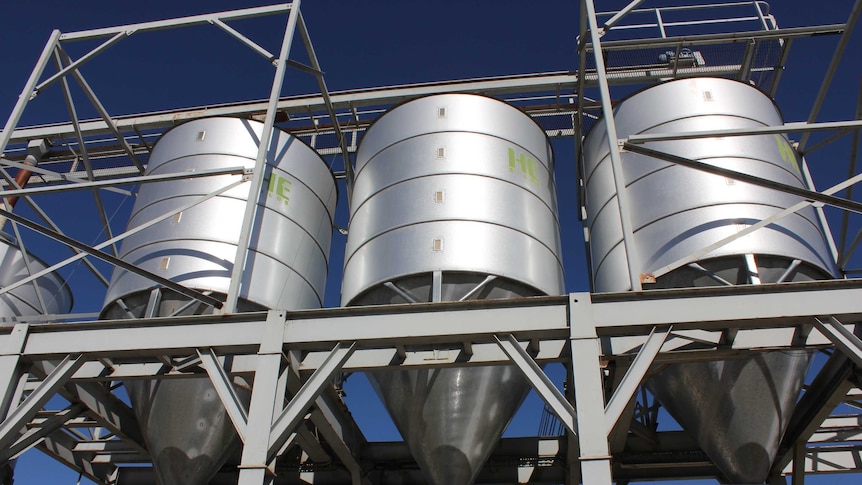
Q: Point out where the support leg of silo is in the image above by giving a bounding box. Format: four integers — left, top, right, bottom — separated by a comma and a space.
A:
569, 294, 612, 485
238, 311, 288, 485
792, 442, 806, 485
0, 325, 28, 422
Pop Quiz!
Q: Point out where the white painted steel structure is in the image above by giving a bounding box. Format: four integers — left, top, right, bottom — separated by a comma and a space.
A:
0, 1, 860, 484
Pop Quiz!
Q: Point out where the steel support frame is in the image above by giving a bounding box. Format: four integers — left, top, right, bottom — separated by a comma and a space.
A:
0, 284, 860, 483
582, 0, 642, 291
225, 0, 302, 312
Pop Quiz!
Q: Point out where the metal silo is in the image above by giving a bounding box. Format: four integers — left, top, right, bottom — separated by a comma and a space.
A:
100, 117, 337, 485
582, 77, 837, 483
342, 93, 565, 485
0, 236, 72, 319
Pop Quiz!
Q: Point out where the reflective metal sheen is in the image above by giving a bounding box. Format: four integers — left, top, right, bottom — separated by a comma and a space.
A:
101, 117, 336, 485
582, 78, 837, 483
344, 94, 565, 485
0, 236, 72, 318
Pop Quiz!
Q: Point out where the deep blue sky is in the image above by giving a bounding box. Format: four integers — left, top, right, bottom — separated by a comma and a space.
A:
1, 1, 861, 483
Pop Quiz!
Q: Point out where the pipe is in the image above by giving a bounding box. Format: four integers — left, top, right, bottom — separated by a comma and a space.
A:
0, 139, 48, 230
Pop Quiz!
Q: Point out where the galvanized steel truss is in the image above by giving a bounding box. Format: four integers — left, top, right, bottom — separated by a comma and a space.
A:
0, 1, 860, 484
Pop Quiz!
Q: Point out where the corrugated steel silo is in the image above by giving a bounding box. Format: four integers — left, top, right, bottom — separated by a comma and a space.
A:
100, 117, 337, 485
342, 94, 565, 485
582, 77, 837, 483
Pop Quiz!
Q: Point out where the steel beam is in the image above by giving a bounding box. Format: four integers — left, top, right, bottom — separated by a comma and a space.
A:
56, 46, 145, 173
35, 32, 129, 95
0, 403, 86, 462
197, 348, 250, 443
0, 30, 61, 157
585, 0, 642, 291
267, 342, 355, 462
225, 0, 301, 313
622, 142, 862, 214
0, 325, 28, 421
0, 206, 224, 308
495, 333, 576, 435
4, 71, 577, 145
798, 0, 862, 151
210, 18, 277, 63
58, 3, 293, 41
38, 429, 118, 484
588, 23, 845, 51
603, 326, 670, 434
625, 119, 862, 144
813, 317, 862, 368
773, 350, 857, 475
0, 354, 83, 450
568, 292, 612, 485
0, 176, 245, 299
238, 311, 287, 485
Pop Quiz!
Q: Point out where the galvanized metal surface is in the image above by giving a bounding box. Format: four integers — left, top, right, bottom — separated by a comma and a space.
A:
583, 77, 836, 292
344, 93, 563, 304
343, 94, 565, 485
103, 117, 336, 312
582, 77, 838, 484
0, 237, 72, 317
100, 117, 336, 485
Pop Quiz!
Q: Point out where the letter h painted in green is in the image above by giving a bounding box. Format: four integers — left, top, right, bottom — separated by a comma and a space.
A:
508, 147, 539, 186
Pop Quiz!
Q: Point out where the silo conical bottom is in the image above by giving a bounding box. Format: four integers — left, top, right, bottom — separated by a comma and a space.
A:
369, 366, 531, 485
647, 350, 810, 483
354, 273, 546, 485
643, 257, 829, 482
103, 291, 262, 485
127, 378, 244, 485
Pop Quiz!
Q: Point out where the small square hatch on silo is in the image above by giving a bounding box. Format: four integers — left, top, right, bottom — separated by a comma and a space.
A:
431, 238, 444, 252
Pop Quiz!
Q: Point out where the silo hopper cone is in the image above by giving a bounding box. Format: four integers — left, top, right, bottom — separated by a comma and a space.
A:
370, 366, 530, 485
647, 350, 810, 483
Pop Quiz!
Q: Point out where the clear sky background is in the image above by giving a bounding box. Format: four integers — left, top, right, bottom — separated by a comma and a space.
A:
0, 0, 861, 483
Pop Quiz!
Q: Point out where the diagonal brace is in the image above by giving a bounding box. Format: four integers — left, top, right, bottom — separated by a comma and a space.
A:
604, 325, 670, 435
267, 342, 355, 461
0, 403, 86, 462
197, 348, 249, 443
0, 206, 223, 309
34, 31, 129, 95
813, 317, 862, 368
622, 143, 862, 214
495, 333, 577, 435
0, 354, 85, 450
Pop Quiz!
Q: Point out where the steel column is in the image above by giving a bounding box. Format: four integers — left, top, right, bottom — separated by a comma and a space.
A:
225, 0, 301, 313
798, 0, 862, 151
0, 30, 61, 157
584, 0, 642, 291
568, 294, 612, 485
238, 311, 288, 485
0, 325, 29, 421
